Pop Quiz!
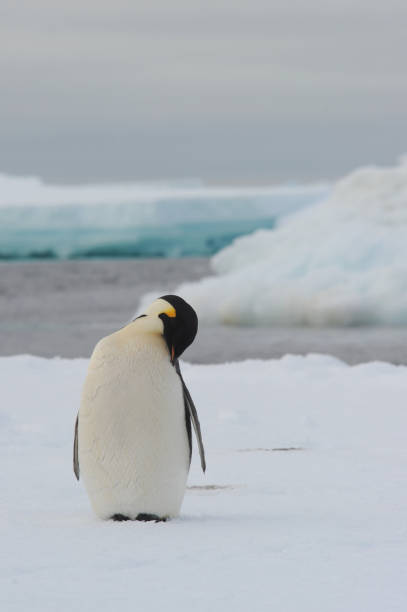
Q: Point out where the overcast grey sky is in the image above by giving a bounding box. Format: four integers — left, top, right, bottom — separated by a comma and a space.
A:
1, 0, 407, 183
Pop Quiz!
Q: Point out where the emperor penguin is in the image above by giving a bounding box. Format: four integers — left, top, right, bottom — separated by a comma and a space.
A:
73, 295, 205, 522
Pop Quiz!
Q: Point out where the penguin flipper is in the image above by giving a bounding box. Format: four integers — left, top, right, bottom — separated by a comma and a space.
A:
174, 360, 206, 473
183, 381, 206, 473
73, 415, 80, 480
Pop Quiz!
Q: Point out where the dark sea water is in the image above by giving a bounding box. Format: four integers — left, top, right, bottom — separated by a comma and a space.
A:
2, 259, 407, 364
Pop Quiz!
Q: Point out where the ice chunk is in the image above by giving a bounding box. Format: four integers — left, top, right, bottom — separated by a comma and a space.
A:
171, 158, 407, 326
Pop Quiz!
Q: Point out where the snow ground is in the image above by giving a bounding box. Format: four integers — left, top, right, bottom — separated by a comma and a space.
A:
1, 354, 407, 611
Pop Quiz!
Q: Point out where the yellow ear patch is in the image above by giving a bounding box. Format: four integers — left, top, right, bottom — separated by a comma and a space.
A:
144, 298, 177, 319
165, 305, 176, 318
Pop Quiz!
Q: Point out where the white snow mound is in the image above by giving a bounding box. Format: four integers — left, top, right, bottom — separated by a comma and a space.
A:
168, 158, 407, 326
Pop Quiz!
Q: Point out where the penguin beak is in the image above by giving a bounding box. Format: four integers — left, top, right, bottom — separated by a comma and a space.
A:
159, 311, 177, 362
161, 305, 176, 362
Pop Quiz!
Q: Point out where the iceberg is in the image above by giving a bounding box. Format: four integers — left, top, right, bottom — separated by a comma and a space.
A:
166, 159, 407, 326
0, 174, 327, 259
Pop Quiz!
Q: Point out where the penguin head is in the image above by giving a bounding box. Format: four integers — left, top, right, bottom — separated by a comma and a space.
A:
142, 295, 198, 361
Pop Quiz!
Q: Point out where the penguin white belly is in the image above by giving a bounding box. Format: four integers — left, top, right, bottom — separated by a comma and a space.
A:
78, 329, 190, 520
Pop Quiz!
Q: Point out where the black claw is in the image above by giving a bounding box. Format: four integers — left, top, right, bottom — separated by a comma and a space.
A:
136, 513, 167, 523
111, 513, 131, 521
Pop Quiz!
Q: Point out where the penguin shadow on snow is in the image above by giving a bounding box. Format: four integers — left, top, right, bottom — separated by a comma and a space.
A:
187, 484, 236, 492
236, 447, 305, 453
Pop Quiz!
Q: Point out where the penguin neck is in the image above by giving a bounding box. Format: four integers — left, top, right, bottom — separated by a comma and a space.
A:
112, 317, 168, 359
129, 315, 164, 336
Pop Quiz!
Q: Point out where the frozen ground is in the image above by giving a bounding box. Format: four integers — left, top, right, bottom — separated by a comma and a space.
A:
1, 354, 407, 611
3, 259, 407, 364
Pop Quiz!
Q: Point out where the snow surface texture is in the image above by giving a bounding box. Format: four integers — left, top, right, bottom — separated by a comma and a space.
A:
2, 354, 407, 611
164, 159, 407, 326
0, 174, 327, 259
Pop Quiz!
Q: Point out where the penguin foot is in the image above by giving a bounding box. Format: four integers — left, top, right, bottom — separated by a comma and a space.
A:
111, 513, 131, 521
136, 513, 167, 523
